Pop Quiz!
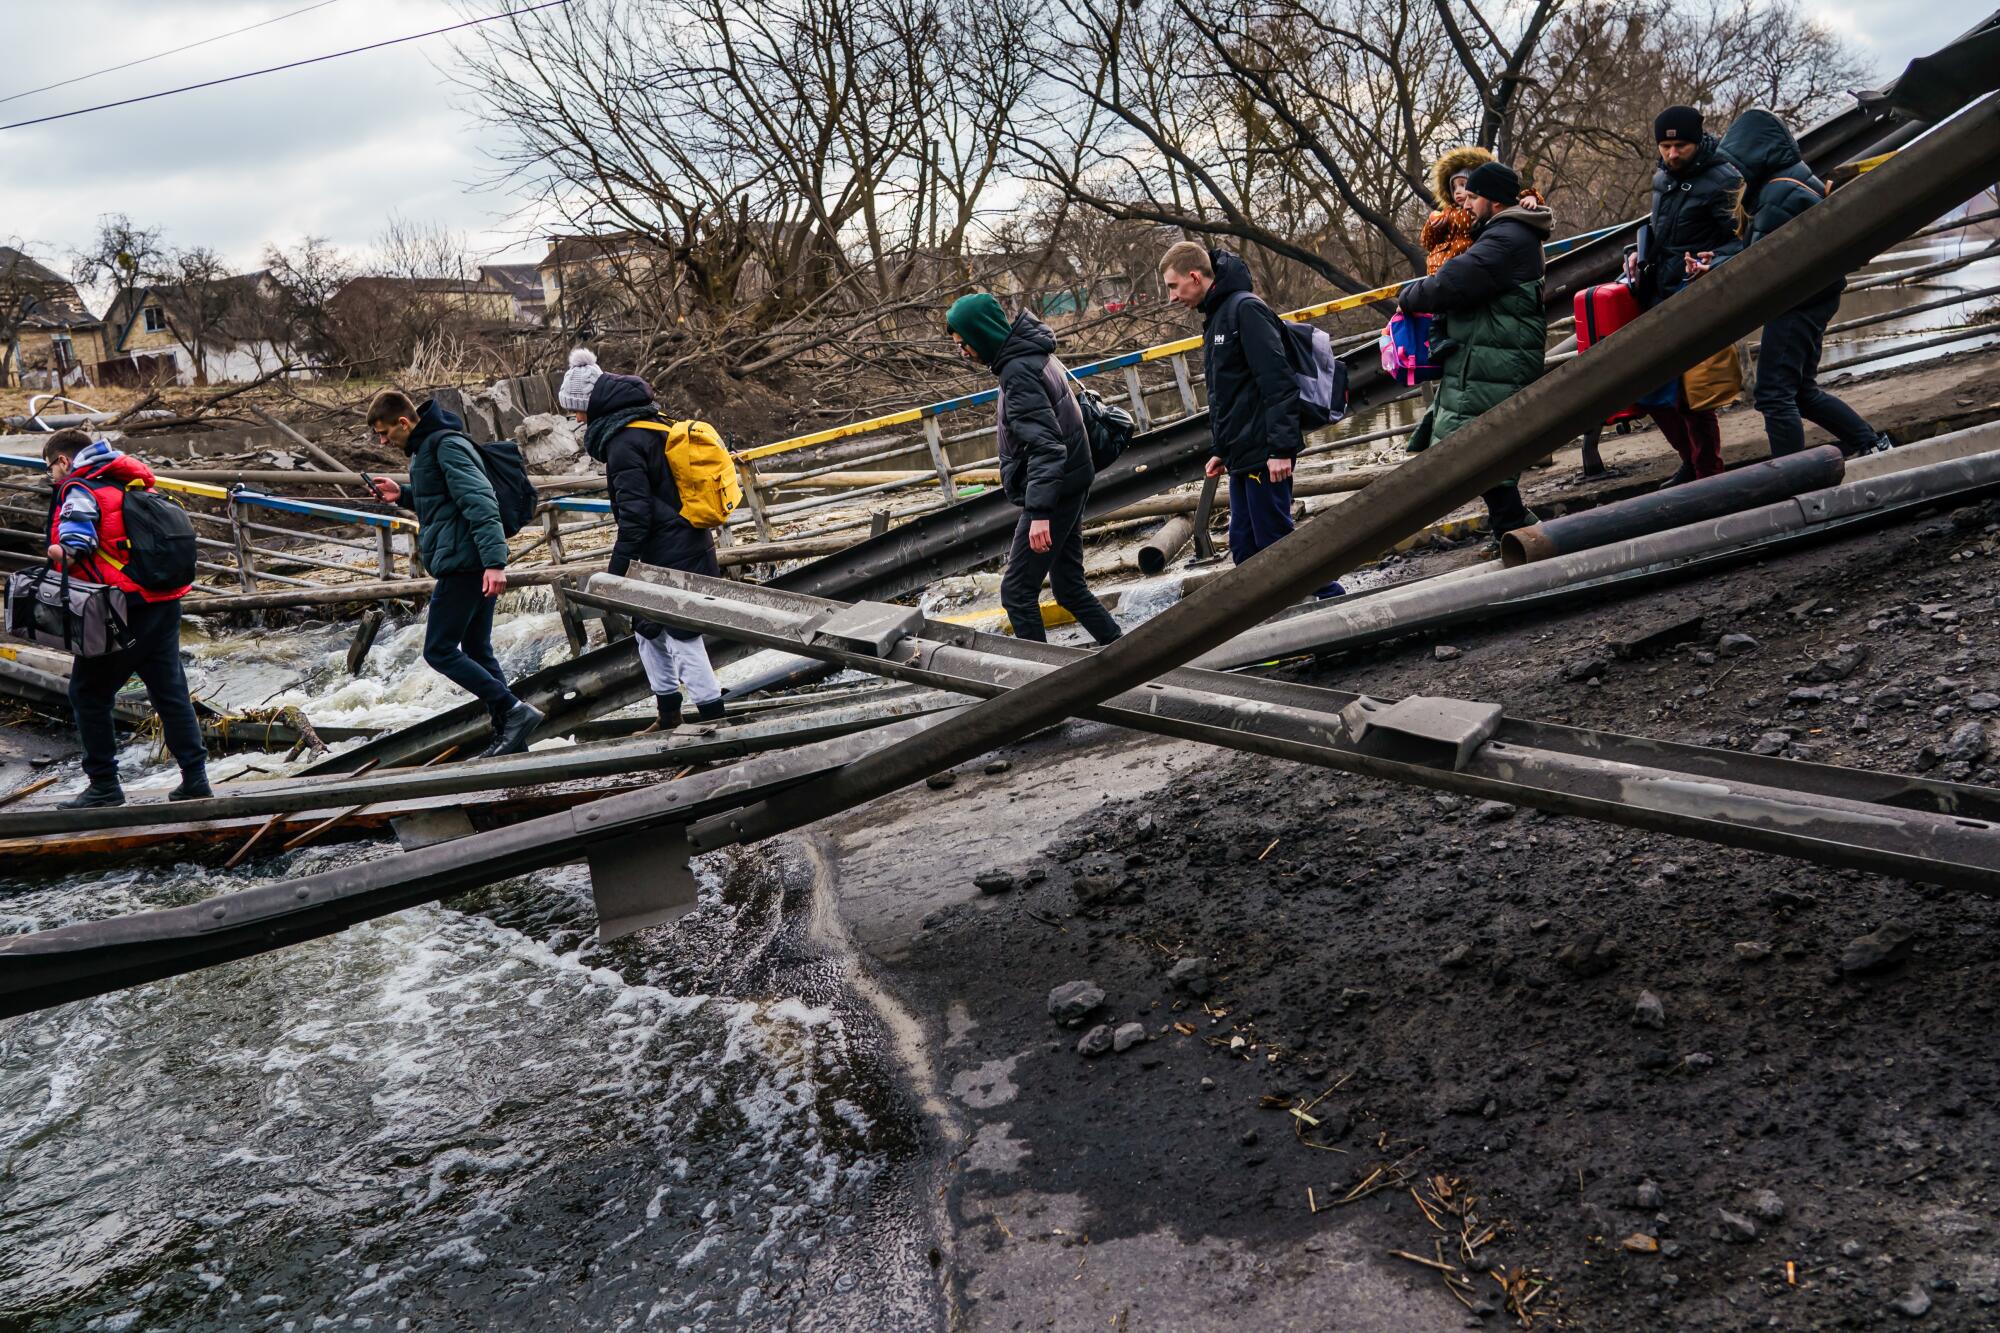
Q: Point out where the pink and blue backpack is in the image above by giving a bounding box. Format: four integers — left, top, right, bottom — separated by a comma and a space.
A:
1380, 311, 1443, 385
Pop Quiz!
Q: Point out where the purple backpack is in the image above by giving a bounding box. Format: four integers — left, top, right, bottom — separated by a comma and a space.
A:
1380, 311, 1442, 385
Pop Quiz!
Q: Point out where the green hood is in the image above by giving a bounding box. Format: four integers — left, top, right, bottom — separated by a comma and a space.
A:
946, 293, 1013, 366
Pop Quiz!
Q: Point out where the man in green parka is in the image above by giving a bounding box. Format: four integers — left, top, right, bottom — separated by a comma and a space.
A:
1399, 161, 1549, 538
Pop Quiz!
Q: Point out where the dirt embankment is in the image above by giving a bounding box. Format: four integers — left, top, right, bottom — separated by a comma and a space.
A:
891, 493, 2000, 1329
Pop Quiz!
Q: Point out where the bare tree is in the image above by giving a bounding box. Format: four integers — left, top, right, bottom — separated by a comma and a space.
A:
72, 213, 164, 338
264, 236, 356, 367
453, 0, 1036, 380
1019, 0, 1876, 295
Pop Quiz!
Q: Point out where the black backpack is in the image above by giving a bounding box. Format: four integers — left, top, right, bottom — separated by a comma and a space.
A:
119, 488, 199, 590
64, 469, 198, 592
454, 435, 538, 537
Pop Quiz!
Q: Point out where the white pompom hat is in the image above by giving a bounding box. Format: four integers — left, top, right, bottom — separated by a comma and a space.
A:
558, 347, 602, 411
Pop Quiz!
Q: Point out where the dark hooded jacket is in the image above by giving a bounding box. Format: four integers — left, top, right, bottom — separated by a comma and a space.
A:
583, 372, 716, 581
403, 399, 508, 576
1199, 249, 1303, 475
1641, 133, 1744, 305
1399, 203, 1554, 446
989, 311, 1093, 518
1719, 108, 1838, 300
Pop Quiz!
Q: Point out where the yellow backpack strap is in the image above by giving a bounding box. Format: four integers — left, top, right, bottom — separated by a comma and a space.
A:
625, 420, 673, 433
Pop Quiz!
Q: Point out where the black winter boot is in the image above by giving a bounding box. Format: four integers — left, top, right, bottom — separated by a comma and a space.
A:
474, 703, 513, 758
490, 700, 545, 757
641, 692, 684, 734
59, 778, 124, 810
168, 768, 213, 802
695, 697, 727, 723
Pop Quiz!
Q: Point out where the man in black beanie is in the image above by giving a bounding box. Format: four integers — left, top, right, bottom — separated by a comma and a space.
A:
1398, 158, 1552, 539
1620, 103, 1745, 486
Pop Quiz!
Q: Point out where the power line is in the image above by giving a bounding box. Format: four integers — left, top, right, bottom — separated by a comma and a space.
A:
0, 0, 348, 107
0, 0, 569, 133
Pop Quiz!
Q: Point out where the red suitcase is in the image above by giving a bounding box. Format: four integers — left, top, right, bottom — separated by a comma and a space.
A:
1575, 282, 1643, 423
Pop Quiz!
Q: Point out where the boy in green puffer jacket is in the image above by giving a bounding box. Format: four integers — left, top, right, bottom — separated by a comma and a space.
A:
1398, 161, 1548, 538
365, 389, 543, 757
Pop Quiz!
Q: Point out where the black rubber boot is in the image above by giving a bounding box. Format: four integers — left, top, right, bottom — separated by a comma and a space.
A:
168, 769, 213, 802
59, 779, 125, 810
490, 700, 545, 757
694, 697, 727, 724
641, 692, 683, 734
474, 703, 513, 758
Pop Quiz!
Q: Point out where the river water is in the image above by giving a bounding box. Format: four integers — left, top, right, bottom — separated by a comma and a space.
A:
0, 610, 943, 1332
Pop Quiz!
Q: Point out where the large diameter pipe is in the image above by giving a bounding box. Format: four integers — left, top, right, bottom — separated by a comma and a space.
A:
1137, 515, 1197, 575
683, 92, 2000, 854
1501, 445, 1845, 565
1199, 427, 2000, 669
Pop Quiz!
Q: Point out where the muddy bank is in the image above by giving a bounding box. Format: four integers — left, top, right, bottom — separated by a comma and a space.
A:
830, 490, 2000, 1328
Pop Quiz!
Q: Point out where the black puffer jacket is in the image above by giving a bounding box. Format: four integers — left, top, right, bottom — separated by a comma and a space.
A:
991, 311, 1093, 519
1719, 108, 1840, 305
584, 372, 716, 582
1720, 109, 1828, 248
1199, 249, 1303, 475
1641, 133, 1744, 305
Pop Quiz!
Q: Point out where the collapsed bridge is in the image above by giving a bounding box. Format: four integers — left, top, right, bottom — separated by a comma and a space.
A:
4, 18, 2000, 1018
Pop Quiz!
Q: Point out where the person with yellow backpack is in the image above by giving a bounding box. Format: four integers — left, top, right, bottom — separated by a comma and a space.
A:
560, 349, 738, 731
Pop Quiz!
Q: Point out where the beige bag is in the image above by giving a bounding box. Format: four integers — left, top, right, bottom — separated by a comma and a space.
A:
1681, 343, 1744, 412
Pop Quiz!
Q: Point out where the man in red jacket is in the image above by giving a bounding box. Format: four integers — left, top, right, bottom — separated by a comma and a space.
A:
43, 428, 208, 809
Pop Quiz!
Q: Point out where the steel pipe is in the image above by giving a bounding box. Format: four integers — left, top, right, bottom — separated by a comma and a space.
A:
1502, 445, 1845, 565
1137, 515, 1198, 575
1203, 423, 2000, 668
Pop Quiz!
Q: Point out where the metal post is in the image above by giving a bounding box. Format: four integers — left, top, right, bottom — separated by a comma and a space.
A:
738, 452, 776, 541
922, 416, 955, 500
229, 501, 260, 593
1170, 353, 1198, 416
543, 509, 588, 656
676, 89, 2000, 853
1123, 365, 1154, 431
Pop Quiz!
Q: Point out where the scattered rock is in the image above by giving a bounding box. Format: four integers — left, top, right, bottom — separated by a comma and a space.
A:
1749, 1188, 1785, 1221
1733, 941, 1772, 963
1841, 922, 1915, 977
983, 758, 1013, 775
1434, 644, 1463, 661
1890, 1285, 1932, 1318
1474, 800, 1515, 823
1943, 721, 1990, 762
1113, 1022, 1146, 1053
1076, 1024, 1114, 1057
1840, 1240, 1866, 1259
1200, 1076, 1216, 1092
1047, 980, 1106, 1027
1717, 1209, 1759, 1243
926, 772, 958, 790
1803, 643, 1868, 682
1167, 957, 1213, 997
1440, 942, 1476, 970
1621, 1233, 1660, 1254
1635, 1179, 1664, 1209
1751, 730, 1792, 756
1681, 1052, 1715, 1071
1632, 990, 1667, 1030
1563, 657, 1611, 683
974, 871, 1015, 895
1788, 685, 1833, 704
1556, 930, 1619, 978
1717, 632, 1761, 657
1969, 692, 2000, 713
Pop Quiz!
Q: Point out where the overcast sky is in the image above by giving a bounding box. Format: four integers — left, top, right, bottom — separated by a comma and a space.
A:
0, 0, 1987, 295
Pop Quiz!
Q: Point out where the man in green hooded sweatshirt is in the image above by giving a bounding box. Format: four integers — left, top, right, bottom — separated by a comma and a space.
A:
945, 293, 1121, 644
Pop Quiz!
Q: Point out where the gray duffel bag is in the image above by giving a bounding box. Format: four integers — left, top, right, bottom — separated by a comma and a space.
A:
5, 565, 130, 658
